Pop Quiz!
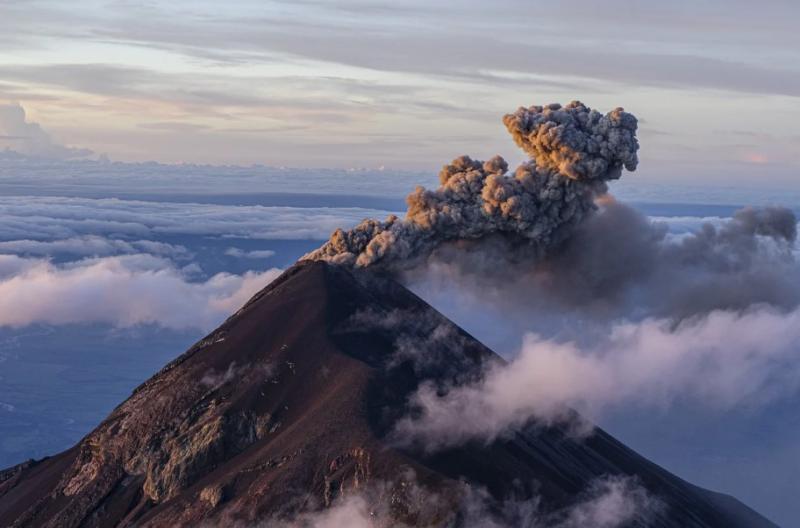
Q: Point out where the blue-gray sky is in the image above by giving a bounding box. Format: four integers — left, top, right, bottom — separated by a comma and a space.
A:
0, 0, 799, 187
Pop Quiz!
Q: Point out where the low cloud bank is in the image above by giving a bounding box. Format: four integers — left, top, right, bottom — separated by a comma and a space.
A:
0, 254, 280, 330
0, 235, 190, 259
0, 195, 394, 241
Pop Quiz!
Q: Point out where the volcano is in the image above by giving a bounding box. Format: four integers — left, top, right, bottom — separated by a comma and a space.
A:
0, 261, 778, 527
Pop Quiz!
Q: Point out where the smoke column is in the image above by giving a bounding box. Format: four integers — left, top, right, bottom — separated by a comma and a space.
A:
303, 101, 639, 269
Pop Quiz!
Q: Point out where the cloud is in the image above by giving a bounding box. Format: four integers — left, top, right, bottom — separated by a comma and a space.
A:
261, 474, 658, 528
0, 103, 92, 159
407, 201, 799, 341
35, 2, 799, 98
346, 211, 799, 450
0, 254, 281, 330
0, 254, 40, 279
2, 2, 800, 170
0, 235, 190, 259
224, 248, 276, 259
0, 196, 398, 242
395, 305, 800, 449
0, 154, 432, 197
272, 495, 374, 528
388, 199, 800, 448
3, 1, 800, 100
551, 476, 658, 528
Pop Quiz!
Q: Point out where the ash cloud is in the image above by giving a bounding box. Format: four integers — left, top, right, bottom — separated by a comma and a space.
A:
301, 100, 800, 450
413, 199, 799, 327
304, 101, 639, 269
396, 201, 800, 448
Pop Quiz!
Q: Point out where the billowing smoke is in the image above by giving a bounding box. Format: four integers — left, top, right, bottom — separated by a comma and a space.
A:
304, 99, 800, 455
412, 199, 799, 333
304, 101, 639, 269
387, 199, 800, 449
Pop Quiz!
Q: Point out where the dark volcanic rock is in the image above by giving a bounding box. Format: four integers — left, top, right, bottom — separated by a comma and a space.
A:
0, 261, 779, 527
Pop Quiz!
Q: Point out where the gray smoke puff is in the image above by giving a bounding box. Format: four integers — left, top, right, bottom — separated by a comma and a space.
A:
503, 101, 639, 181
498, 200, 799, 321
303, 102, 639, 269
727, 206, 797, 242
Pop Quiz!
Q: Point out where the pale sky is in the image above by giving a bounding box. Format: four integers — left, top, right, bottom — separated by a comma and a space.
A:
1, 0, 799, 186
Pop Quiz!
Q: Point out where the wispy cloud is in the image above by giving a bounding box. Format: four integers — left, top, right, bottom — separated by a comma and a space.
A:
259, 473, 658, 528
1, 2, 798, 169
224, 248, 275, 259
0, 235, 190, 259
0, 195, 397, 241
395, 305, 800, 449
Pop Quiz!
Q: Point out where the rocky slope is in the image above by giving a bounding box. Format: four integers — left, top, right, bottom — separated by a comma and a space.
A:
0, 261, 779, 527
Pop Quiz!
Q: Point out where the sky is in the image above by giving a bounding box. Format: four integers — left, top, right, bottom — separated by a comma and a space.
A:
0, 0, 799, 188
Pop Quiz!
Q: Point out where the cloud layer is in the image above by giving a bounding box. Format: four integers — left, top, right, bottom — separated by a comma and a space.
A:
0, 254, 280, 330
0, 235, 190, 259
0, 195, 396, 241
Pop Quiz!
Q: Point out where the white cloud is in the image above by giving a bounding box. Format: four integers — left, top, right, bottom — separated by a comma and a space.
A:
0, 254, 39, 279
552, 476, 658, 528
277, 495, 374, 528
0, 103, 92, 159
0, 254, 281, 330
224, 248, 276, 259
395, 305, 800, 449
261, 475, 657, 528
0, 235, 190, 258
0, 196, 396, 241
649, 215, 728, 233
0, 154, 432, 197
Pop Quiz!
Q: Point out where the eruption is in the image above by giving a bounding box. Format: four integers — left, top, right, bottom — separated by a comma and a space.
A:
303, 101, 639, 269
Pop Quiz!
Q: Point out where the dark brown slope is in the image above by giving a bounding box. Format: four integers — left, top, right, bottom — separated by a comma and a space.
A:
0, 261, 778, 527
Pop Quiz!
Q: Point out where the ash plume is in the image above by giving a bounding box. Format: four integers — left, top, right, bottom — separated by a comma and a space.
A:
395, 201, 800, 448
303, 101, 639, 269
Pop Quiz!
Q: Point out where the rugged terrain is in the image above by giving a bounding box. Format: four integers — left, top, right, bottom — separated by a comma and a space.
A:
0, 261, 778, 527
